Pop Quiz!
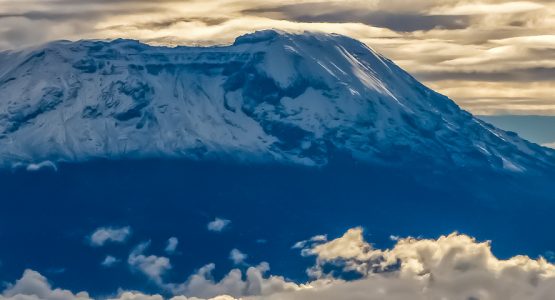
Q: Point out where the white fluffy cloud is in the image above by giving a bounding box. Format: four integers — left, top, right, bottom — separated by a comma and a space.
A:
4, 228, 555, 300
166, 262, 299, 299
0, 269, 91, 300
126, 228, 555, 299
207, 218, 231, 233
128, 242, 172, 284
89, 226, 132, 247
108, 292, 164, 300
109, 292, 234, 300
287, 227, 555, 299
228, 249, 247, 265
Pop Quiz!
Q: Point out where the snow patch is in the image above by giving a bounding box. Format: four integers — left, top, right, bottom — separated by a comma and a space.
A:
25, 161, 58, 172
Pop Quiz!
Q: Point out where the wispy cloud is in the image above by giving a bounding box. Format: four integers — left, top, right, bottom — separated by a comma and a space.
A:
165, 237, 179, 255
101, 255, 120, 267
430, 1, 545, 15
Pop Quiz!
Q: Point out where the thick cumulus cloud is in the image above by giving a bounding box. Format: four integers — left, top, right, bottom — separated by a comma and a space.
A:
165, 262, 299, 299
272, 228, 555, 299
4, 228, 555, 300
0, 0, 553, 115
302, 228, 555, 279
0, 269, 91, 300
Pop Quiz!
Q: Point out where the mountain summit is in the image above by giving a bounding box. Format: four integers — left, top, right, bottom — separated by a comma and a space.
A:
0, 30, 553, 171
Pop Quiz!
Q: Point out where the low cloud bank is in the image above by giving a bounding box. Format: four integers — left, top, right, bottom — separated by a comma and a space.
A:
3, 228, 555, 300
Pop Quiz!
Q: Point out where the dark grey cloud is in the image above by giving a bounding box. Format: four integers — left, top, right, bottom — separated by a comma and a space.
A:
245, 3, 471, 32
130, 17, 230, 30
0, 7, 165, 21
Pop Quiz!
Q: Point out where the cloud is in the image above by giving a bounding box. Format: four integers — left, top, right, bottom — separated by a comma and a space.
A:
427, 81, 555, 115
109, 227, 555, 299
306, 227, 371, 261
128, 241, 172, 284
0, 269, 91, 300
245, 4, 470, 32
288, 227, 555, 299
108, 292, 164, 300
89, 226, 132, 247
111, 292, 233, 300
207, 218, 231, 232
305, 227, 555, 277
165, 237, 179, 254
4, 227, 555, 300
430, 1, 545, 15
166, 262, 298, 299
101, 255, 120, 267
292, 234, 328, 249
170, 228, 555, 299
228, 249, 247, 265
0, 0, 554, 115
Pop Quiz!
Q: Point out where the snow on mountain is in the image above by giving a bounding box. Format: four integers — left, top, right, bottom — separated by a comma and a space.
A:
0, 30, 553, 171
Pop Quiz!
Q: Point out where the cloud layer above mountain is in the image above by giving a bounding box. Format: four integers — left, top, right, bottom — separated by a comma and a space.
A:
0, 0, 553, 115
2, 228, 555, 300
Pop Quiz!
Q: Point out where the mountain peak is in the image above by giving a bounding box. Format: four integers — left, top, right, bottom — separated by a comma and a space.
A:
0, 31, 553, 171
233, 29, 285, 45
232, 29, 371, 51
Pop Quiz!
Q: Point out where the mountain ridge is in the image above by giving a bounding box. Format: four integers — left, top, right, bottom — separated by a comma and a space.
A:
0, 30, 553, 172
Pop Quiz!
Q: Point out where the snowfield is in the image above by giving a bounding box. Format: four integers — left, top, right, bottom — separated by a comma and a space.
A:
0, 30, 553, 171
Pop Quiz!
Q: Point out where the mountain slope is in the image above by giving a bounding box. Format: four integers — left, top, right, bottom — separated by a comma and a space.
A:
0, 30, 553, 171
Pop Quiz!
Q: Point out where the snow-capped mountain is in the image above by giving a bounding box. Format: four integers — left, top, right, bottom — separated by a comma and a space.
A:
0, 30, 553, 171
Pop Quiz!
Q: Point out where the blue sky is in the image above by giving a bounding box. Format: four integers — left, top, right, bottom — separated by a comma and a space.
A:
480, 115, 555, 147
1, 160, 555, 299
